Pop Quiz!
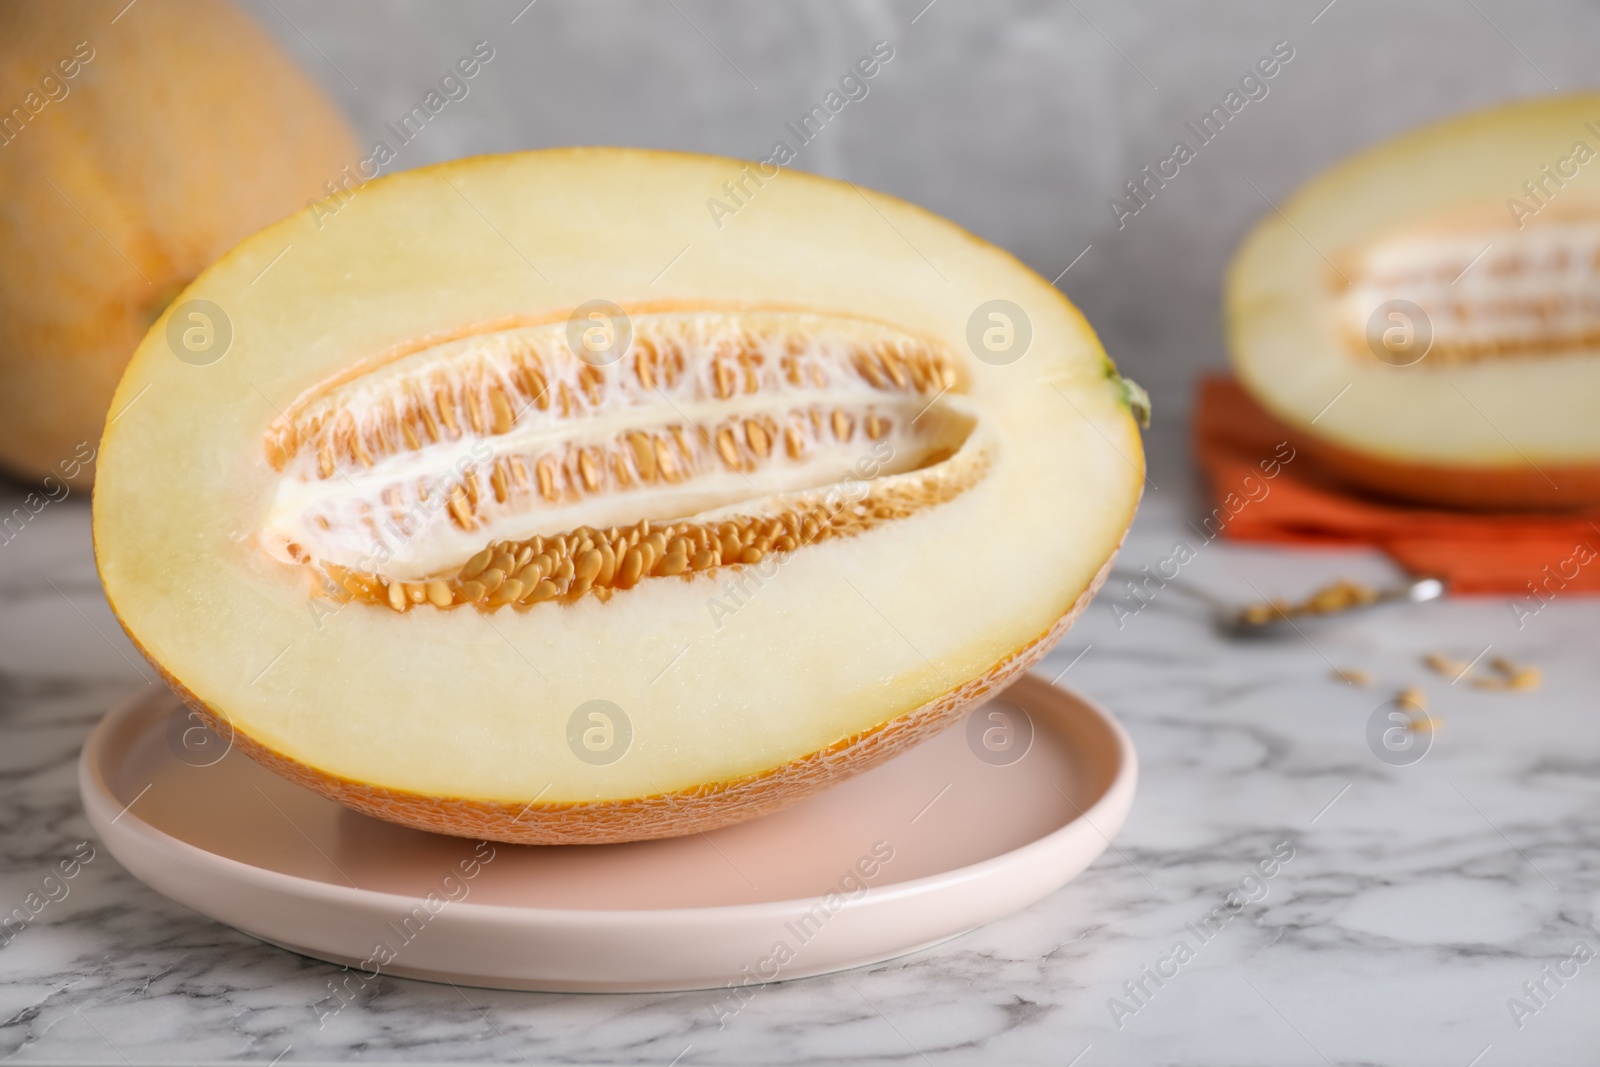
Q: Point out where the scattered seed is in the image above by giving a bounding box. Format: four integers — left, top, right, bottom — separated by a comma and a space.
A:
1468, 656, 1543, 692
1333, 668, 1371, 686
1472, 668, 1542, 692
1507, 668, 1542, 691
1424, 652, 1469, 678
1397, 687, 1427, 712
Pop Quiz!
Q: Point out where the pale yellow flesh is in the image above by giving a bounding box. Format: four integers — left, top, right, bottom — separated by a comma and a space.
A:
94, 148, 1143, 805
1228, 93, 1600, 468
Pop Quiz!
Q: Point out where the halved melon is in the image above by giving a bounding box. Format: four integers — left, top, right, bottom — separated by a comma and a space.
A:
94, 148, 1145, 844
1228, 94, 1600, 510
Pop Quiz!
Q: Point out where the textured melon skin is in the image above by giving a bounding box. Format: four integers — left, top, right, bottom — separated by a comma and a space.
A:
1295, 433, 1600, 513
1228, 93, 1600, 511
94, 147, 1146, 844
0, 0, 358, 487
139, 554, 1116, 845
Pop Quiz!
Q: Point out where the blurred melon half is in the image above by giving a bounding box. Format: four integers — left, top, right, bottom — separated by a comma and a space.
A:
0, 0, 358, 487
1228, 94, 1600, 510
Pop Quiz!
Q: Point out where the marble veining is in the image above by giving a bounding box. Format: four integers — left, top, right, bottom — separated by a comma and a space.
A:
3, 482, 1597, 1065
5, 0, 1600, 1061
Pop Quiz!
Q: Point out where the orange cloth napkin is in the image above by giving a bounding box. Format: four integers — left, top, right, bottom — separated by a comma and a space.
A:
1193, 374, 1600, 599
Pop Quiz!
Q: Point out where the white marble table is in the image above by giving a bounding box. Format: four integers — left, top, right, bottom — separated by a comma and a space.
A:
5, 1, 1600, 1062
3, 481, 1596, 1065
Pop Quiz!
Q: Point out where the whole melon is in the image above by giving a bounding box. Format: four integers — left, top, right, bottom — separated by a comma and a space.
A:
0, 0, 359, 488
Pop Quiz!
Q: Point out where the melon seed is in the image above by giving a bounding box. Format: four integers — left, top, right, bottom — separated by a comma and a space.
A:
489, 579, 525, 606
460, 548, 493, 580
619, 547, 644, 588
575, 549, 602, 581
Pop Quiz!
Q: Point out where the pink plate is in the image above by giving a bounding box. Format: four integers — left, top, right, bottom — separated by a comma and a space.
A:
79, 672, 1136, 992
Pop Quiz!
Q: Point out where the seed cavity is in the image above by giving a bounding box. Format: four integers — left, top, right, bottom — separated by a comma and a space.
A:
260, 307, 983, 608
321, 450, 986, 613
1337, 204, 1600, 365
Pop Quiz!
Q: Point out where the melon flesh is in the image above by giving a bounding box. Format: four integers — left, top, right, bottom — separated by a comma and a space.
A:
1228, 94, 1600, 509
94, 148, 1145, 843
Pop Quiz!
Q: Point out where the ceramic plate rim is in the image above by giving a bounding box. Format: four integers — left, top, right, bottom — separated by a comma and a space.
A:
79, 672, 1136, 927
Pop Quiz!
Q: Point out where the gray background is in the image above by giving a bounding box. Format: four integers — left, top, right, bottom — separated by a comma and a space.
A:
5, 5, 1600, 1063
241, 0, 1597, 485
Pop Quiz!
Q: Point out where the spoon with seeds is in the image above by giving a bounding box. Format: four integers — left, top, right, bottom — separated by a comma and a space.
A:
1220, 576, 1445, 638
1112, 572, 1446, 638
